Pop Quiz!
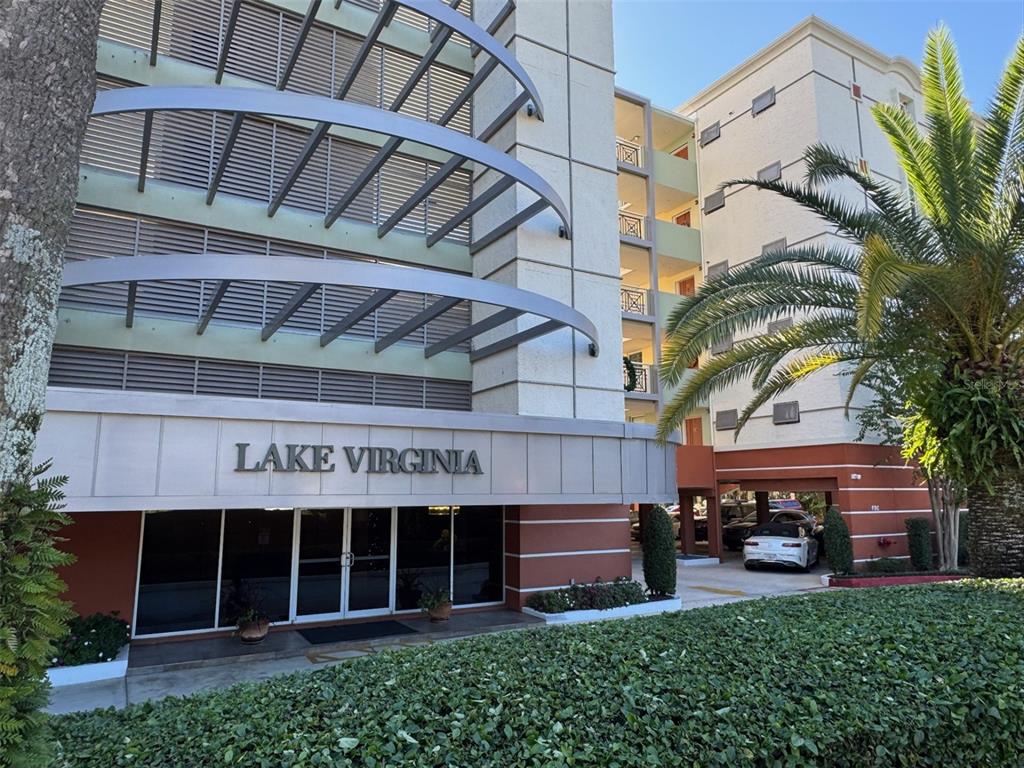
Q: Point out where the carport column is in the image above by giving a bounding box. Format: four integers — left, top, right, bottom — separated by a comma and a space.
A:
755, 491, 770, 524
706, 494, 722, 558
679, 493, 696, 554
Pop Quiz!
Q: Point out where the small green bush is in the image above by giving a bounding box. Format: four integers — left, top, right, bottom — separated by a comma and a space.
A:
52, 582, 1024, 767
525, 578, 646, 613
642, 506, 677, 596
51, 613, 130, 668
823, 506, 853, 575
905, 517, 933, 571
863, 557, 912, 574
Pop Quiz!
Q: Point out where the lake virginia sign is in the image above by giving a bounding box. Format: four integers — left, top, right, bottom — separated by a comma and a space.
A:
235, 443, 484, 475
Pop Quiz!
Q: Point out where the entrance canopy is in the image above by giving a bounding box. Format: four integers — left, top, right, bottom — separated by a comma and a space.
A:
62, 254, 600, 361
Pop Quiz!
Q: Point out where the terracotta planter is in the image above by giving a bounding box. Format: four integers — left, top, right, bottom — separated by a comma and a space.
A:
427, 602, 452, 622
238, 618, 270, 643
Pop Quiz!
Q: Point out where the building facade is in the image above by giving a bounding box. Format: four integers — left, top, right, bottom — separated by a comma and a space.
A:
38, 0, 679, 639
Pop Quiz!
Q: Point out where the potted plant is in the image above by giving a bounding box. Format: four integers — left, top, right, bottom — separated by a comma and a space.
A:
226, 581, 270, 644
418, 585, 452, 622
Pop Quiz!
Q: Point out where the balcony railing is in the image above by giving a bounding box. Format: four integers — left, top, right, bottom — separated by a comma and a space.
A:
624, 361, 655, 394
616, 138, 643, 167
620, 285, 649, 315
618, 211, 645, 239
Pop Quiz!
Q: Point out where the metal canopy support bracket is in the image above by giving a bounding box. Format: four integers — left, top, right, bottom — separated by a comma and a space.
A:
137, 111, 154, 193
215, 0, 243, 85
469, 319, 563, 362
320, 288, 397, 347
375, 296, 460, 353
197, 280, 232, 335
425, 306, 522, 358
278, 0, 323, 90
207, 113, 245, 205
149, 0, 162, 66
125, 282, 137, 328
427, 175, 513, 247
471, 0, 515, 57
261, 283, 320, 341
469, 198, 548, 255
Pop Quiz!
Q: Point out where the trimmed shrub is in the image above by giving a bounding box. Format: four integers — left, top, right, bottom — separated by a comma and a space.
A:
905, 517, 933, 571
524, 578, 647, 614
863, 557, 912, 574
0, 468, 74, 768
52, 582, 1024, 767
823, 506, 853, 575
51, 613, 130, 668
641, 506, 677, 596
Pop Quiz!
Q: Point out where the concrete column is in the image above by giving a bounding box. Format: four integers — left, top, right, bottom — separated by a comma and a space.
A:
706, 494, 722, 558
471, 0, 622, 420
679, 493, 696, 554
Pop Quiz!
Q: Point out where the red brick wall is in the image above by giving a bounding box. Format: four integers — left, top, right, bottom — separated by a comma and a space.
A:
504, 504, 631, 609
57, 512, 141, 622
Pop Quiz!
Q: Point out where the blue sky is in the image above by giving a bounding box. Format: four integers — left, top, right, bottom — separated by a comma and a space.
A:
612, 1, 1024, 111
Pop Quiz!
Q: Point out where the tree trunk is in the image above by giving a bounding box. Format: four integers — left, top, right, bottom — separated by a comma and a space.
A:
926, 474, 963, 571
968, 468, 1024, 577
0, 0, 104, 492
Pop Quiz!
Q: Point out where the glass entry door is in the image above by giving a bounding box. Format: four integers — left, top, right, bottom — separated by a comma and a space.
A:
294, 508, 394, 622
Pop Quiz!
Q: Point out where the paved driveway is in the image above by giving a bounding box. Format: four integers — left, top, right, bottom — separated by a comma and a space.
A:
631, 548, 829, 610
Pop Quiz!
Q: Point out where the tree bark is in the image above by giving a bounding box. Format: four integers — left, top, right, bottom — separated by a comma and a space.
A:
0, 0, 104, 492
926, 474, 963, 571
968, 468, 1024, 577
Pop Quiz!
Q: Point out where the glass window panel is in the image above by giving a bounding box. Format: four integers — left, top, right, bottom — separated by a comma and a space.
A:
296, 509, 343, 616
218, 509, 294, 626
135, 509, 221, 635
396, 507, 451, 610
453, 506, 503, 605
347, 508, 392, 612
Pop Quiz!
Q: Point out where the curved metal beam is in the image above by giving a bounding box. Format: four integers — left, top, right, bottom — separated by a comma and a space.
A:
62, 254, 598, 356
91, 86, 571, 239
394, 0, 544, 121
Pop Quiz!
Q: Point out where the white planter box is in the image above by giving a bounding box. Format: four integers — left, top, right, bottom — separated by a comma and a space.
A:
523, 597, 683, 624
47, 644, 129, 687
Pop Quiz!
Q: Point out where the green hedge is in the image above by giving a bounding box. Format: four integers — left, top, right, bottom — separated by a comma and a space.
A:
524, 578, 647, 613
641, 506, 677, 596
53, 582, 1024, 767
51, 613, 130, 668
905, 517, 933, 571
823, 506, 853, 575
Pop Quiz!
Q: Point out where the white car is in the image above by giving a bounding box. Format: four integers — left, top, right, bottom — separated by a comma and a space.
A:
743, 522, 820, 572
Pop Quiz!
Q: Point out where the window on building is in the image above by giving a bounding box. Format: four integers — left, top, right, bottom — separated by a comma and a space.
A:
773, 401, 801, 425
899, 93, 916, 121
757, 161, 782, 183
135, 510, 221, 636
674, 144, 689, 160
453, 507, 503, 605
675, 210, 692, 227
699, 121, 720, 147
677, 276, 696, 296
685, 417, 704, 446
218, 509, 294, 627
715, 409, 738, 431
752, 87, 776, 116
850, 82, 863, 101
396, 507, 452, 610
703, 190, 725, 214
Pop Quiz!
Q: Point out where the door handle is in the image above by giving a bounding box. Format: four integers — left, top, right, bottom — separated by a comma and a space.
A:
341, 552, 355, 567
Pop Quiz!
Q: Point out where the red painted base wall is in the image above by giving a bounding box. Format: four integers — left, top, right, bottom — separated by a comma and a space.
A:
57, 512, 141, 622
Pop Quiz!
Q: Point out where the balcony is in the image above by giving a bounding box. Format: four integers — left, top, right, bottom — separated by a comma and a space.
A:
618, 211, 646, 240
653, 149, 698, 198
615, 138, 643, 168
624, 360, 656, 395
655, 219, 701, 263
620, 285, 651, 316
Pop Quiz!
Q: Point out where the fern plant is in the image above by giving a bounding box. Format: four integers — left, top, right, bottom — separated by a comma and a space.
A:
0, 464, 74, 768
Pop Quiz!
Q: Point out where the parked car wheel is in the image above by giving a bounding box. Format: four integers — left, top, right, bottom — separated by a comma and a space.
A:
744, 562, 757, 571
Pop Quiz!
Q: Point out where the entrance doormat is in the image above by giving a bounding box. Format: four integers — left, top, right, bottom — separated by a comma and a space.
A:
299, 621, 418, 645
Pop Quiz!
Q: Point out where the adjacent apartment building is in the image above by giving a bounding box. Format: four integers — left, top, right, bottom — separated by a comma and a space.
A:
37, 0, 678, 639
613, 16, 930, 565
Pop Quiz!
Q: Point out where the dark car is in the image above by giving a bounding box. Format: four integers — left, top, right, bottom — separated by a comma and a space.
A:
723, 506, 819, 551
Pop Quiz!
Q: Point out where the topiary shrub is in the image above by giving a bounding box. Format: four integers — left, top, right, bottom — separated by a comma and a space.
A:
0, 466, 74, 767
824, 506, 853, 575
905, 517, 933, 571
51, 613, 130, 668
642, 506, 677, 596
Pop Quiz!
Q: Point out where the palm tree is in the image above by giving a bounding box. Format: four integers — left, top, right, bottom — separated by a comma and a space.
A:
658, 26, 1024, 576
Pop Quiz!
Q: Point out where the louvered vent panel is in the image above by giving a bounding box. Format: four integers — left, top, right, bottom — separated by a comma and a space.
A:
81, 78, 142, 175
345, 0, 380, 11
376, 291, 427, 346
378, 155, 427, 234
427, 164, 471, 244
125, 353, 197, 393
281, 14, 333, 96
264, 282, 323, 333
425, 378, 471, 411
135, 219, 206, 318
428, 65, 472, 134
196, 358, 261, 397
374, 373, 425, 408
261, 364, 320, 401
223, 2, 279, 86
215, 116, 273, 203
99, 0, 154, 49
425, 297, 470, 349
150, 110, 214, 189
273, 123, 328, 214
327, 138, 378, 225
61, 209, 136, 310
48, 347, 126, 389
322, 283, 378, 341
320, 369, 374, 404
204, 229, 268, 324
381, 48, 428, 121
162, 0, 221, 69
334, 32, 381, 108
